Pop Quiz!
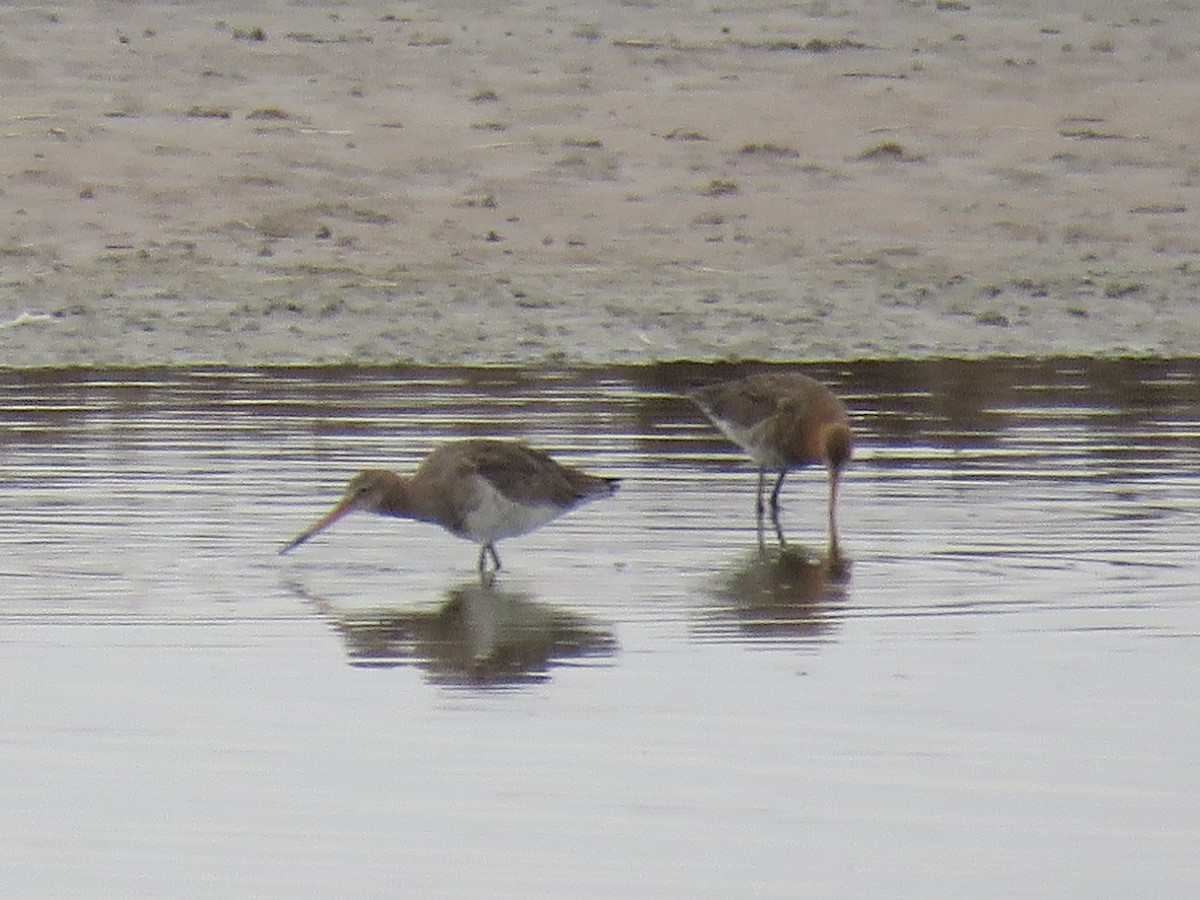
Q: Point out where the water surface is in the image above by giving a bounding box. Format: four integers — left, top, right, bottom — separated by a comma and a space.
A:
2, 359, 1198, 897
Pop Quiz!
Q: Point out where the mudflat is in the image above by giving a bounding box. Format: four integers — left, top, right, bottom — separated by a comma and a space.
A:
2, 0, 1198, 366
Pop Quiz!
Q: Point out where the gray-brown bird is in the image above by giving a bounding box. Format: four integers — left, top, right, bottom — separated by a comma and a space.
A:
281, 439, 619, 573
690, 372, 852, 554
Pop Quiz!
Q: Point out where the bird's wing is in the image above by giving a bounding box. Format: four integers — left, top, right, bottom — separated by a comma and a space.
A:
692, 376, 804, 430
469, 442, 604, 508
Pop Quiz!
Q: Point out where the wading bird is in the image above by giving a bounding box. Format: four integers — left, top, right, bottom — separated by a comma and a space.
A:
690, 372, 852, 554
280, 439, 619, 574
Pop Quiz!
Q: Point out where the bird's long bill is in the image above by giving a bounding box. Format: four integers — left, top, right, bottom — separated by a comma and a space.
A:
278, 497, 356, 555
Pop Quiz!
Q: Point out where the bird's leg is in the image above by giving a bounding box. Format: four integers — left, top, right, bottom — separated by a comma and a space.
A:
769, 470, 787, 514
755, 470, 767, 551
770, 470, 788, 547
772, 512, 787, 548
477, 542, 502, 574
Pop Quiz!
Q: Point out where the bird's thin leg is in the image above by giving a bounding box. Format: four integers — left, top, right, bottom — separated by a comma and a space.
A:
477, 544, 502, 582
770, 470, 788, 546
769, 470, 787, 513
477, 543, 503, 573
755, 470, 767, 551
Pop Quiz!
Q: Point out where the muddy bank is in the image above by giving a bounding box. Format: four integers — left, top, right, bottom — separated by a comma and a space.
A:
2, 1, 1198, 366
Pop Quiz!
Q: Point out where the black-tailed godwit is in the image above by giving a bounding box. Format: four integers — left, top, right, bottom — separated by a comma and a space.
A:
691, 372, 852, 554
281, 438, 619, 573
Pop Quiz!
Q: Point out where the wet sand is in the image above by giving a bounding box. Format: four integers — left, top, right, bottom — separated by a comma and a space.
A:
2, 0, 1199, 367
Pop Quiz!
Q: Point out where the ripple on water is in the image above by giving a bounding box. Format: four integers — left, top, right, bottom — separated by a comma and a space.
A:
2, 359, 1199, 896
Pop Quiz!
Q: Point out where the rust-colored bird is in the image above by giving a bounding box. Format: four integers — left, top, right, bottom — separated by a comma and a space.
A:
280, 439, 619, 573
690, 372, 852, 554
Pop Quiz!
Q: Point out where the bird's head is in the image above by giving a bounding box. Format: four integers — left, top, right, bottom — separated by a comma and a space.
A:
822, 422, 853, 475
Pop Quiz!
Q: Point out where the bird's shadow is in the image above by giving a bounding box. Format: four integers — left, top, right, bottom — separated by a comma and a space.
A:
695, 543, 851, 644
284, 577, 619, 687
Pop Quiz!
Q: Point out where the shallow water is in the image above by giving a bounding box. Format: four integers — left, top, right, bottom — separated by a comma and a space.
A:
2, 359, 1198, 898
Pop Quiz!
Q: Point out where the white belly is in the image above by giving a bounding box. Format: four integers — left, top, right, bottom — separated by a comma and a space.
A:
460, 480, 562, 543
711, 419, 786, 471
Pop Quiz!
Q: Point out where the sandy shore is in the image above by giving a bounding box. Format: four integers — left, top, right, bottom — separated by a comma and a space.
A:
2, 0, 1198, 367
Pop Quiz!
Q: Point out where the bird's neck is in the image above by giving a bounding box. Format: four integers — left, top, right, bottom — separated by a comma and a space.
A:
370, 472, 425, 520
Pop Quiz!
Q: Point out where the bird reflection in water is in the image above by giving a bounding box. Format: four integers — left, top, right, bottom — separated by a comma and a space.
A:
700, 544, 850, 643
288, 579, 618, 687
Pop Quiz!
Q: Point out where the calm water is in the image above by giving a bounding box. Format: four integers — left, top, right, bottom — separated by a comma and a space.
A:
2, 359, 1198, 898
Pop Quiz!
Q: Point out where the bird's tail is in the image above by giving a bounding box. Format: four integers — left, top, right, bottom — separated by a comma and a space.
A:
581, 475, 621, 499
